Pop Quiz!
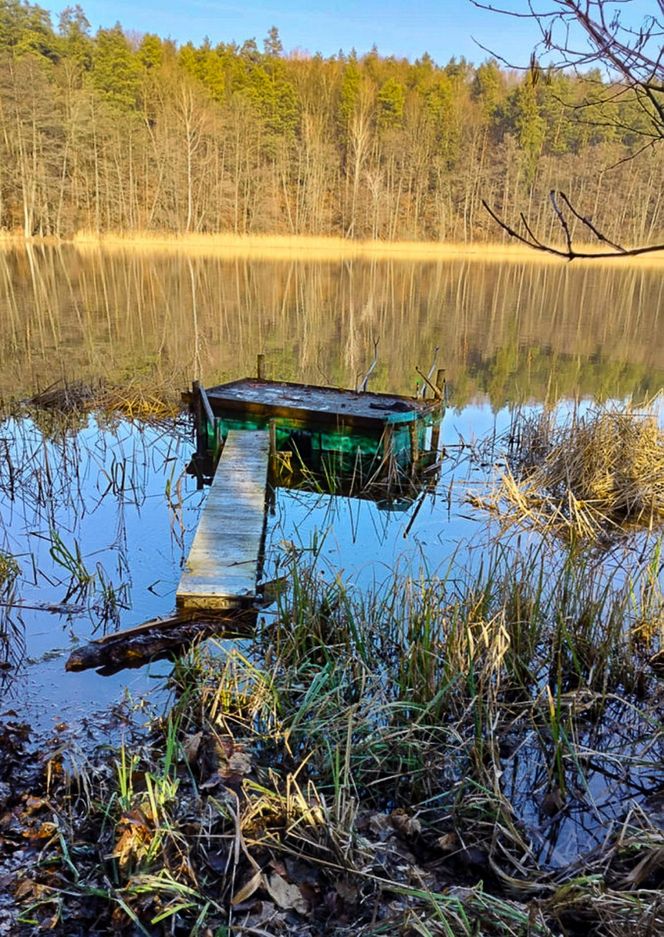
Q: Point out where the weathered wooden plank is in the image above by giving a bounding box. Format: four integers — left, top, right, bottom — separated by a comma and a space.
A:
176, 430, 269, 609
203, 378, 441, 430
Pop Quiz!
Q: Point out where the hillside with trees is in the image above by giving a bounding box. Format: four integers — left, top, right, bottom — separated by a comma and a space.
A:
0, 0, 661, 242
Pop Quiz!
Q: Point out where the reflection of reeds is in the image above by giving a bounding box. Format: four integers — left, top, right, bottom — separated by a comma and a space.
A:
472, 401, 664, 542
0, 550, 24, 682
0, 411, 191, 658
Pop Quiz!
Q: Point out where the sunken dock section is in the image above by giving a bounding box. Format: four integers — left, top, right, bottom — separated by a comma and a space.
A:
176, 430, 269, 610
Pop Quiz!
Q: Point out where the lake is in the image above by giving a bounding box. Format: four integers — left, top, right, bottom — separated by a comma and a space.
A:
0, 244, 662, 866
1, 245, 662, 405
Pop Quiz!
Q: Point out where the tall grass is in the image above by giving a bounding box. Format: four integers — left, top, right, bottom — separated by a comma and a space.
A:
22, 538, 664, 935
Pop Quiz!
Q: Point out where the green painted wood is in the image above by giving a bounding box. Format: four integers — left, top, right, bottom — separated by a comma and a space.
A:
176, 430, 269, 610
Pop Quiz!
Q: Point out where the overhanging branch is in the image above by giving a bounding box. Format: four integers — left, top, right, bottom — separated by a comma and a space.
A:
482, 193, 664, 260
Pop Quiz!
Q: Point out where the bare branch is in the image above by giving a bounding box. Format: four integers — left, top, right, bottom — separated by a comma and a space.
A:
477, 2, 664, 260
482, 196, 664, 260
472, 0, 664, 144
549, 191, 574, 254
557, 191, 627, 251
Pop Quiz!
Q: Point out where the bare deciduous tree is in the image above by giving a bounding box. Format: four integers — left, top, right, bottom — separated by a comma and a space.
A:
473, 0, 664, 257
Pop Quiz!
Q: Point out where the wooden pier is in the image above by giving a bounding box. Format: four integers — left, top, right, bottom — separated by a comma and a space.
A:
176, 430, 270, 610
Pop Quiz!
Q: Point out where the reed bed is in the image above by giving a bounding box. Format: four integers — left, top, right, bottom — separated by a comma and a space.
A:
12, 540, 664, 935
471, 400, 664, 542
28, 377, 181, 421
64, 230, 664, 267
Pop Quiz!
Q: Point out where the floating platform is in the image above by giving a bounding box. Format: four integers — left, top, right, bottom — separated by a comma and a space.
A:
203, 378, 438, 430
176, 430, 269, 610
185, 373, 444, 494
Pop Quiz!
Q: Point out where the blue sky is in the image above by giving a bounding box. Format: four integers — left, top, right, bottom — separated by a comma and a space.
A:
42, 0, 659, 68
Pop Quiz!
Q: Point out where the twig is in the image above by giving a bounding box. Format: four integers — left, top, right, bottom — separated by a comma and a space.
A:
549, 191, 574, 256
558, 191, 627, 252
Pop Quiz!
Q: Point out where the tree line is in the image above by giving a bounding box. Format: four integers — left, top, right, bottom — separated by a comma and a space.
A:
0, 0, 662, 242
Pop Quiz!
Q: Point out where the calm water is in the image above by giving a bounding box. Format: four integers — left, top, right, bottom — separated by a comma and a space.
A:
0, 245, 662, 864
1, 245, 662, 405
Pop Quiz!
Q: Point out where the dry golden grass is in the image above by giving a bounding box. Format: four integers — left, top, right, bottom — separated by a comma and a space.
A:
73, 230, 568, 262
2, 229, 662, 265
73, 231, 664, 265
472, 400, 664, 541
29, 378, 180, 420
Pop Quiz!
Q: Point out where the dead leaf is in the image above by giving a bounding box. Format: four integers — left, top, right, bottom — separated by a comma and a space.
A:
369, 813, 392, 839
437, 832, 459, 852
231, 869, 263, 906
265, 872, 309, 914
14, 878, 48, 900
182, 732, 203, 765
25, 821, 57, 841
225, 750, 252, 777
390, 808, 421, 837
23, 796, 48, 816
110, 811, 151, 869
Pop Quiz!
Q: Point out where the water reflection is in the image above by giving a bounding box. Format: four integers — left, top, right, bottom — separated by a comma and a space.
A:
0, 245, 662, 871
0, 245, 662, 408
0, 413, 195, 722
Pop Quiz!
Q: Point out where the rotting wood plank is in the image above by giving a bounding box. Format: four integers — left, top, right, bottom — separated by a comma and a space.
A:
176, 430, 269, 610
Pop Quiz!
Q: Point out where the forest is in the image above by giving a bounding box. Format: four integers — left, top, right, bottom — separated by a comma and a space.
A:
0, 0, 662, 243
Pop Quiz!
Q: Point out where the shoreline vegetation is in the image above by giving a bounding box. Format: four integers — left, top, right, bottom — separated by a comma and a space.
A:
0, 4, 662, 249
1, 396, 663, 935
1, 231, 664, 265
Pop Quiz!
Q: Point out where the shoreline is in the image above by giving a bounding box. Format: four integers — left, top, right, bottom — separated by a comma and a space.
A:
1, 230, 663, 264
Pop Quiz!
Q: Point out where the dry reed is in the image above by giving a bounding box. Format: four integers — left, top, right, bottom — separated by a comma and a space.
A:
63, 230, 664, 266
28, 377, 180, 421
472, 400, 664, 541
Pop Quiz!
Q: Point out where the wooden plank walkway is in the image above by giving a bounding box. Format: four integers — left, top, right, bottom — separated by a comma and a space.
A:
176, 430, 270, 610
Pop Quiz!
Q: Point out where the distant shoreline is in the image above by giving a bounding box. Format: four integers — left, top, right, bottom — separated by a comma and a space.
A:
1, 230, 663, 265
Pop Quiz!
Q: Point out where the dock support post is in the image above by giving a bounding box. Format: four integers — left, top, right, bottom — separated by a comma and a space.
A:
430, 419, 441, 456
435, 368, 446, 400
192, 380, 206, 490
193, 379, 205, 455
257, 354, 265, 381
409, 423, 419, 473
383, 425, 397, 489
268, 419, 277, 478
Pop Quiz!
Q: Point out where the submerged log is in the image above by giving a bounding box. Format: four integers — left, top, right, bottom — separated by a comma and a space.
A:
65, 611, 257, 676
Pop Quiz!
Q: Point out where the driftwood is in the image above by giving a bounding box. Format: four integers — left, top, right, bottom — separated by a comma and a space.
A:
65, 611, 257, 676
